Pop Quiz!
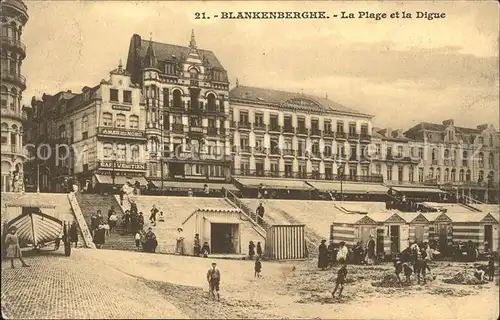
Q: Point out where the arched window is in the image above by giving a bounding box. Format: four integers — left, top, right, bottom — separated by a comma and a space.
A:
1, 122, 8, 144
189, 68, 198, 79
451, 169, 456, 182
59, 124, 66, 138
117, 144, 126, 160
478, 170, 484, 182
488, 152, 494, 168
173, 90, 182, 109
103, 143, 113, 158
444, 168, 449, 182
103, 112, 112, 126
459, 169, 464, 181
9, 53, 16, 74
478, 152, 484, 168
207, 93, 217, 111
131, 145, 139, 161
466, 169, 471, 182
10, 87, 17, 111
116, 114, 125, 128
10, 22, 17, 41
82, 115, 88, 133
429, 167, 434, 178
436, 168, 441, 182
130, 115, 139, 129
444, 149, 450, 159
462, 150, 468, 167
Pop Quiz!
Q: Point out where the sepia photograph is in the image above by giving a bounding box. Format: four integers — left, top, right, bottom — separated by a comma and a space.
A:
1, 0, 499, 319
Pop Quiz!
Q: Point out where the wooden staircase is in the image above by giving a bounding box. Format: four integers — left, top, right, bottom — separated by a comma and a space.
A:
223, 189, 268, 238
67, 193, 95, 249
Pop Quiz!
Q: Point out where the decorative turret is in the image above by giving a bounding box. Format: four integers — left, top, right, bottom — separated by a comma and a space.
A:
189, 29, 197, 49
145, 33, 158, 69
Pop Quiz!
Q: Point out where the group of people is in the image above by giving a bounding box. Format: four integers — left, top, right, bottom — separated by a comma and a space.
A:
119, 181, 142, 205
248, 240, 263, 259
135, 227, 158, 253
193, 233, 211, 257
317, 240, 354, 270
394, 242, 433, 285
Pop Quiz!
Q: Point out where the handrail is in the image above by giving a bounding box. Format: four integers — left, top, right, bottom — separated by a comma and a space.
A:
223, 188, 267, 237
67, 192, 96, 249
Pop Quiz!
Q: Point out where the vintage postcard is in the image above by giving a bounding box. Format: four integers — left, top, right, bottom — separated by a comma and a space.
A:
1, 0, 499, 319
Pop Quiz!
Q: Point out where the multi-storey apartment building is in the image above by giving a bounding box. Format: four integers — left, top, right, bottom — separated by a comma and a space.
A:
1, 0, 28, 192
229, 84, 380, 182
370, 128, 422, 184
125, 32, 231, 185
405, 119, 500, 202
24, 64, 147, 192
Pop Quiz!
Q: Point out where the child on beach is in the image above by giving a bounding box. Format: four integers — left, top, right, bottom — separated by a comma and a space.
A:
331, 262, 347, 299
255, 257, 262, 278
135, 231, 141, 251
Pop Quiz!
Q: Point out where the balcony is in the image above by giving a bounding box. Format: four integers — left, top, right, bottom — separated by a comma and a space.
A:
1, 72, 26, 90
335, 132, 347, 140
253, 122, 266, 131
323, 130, 335, 139
170, 103, 185, 111
172, 123, 184, 134
296, 127, 308, 136
283, 126, 294, 135
207, 127, 218, 136
360, 134, 371, 142
348, 133, 359, 141
310, 128, 321, 137
189, 80, 199, 87
253, 147, 267, 155
311, 151, 322, 159
269, 147, 281, 157
0, 107, 25, 122
97, 127, 146, 141
0, 36, 26, 57
238, 122, 251, 131
268, 124, 281, 134
239, 146, 251, 154
282, 149, 295, 157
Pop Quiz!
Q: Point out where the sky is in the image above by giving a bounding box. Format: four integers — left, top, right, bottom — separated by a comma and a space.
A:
21, 1, 499, 130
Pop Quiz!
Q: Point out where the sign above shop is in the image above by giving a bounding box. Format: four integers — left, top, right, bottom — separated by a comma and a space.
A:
112, 105, 131, 111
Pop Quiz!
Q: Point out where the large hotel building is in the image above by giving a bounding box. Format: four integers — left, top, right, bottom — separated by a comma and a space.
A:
0, 0, 28, 192
21, 31, 500, 202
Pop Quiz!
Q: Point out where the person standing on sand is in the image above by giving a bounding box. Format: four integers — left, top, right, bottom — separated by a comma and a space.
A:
207, 262, 221, 301
337, 241, 348, 264
255, 257, 262, 278
194, 234, 201, 257
4, 226, 30, 268
256, 242, 263, 257
331, 262, 347, 299
364, 234, 376, 265
176, 227, 185, 255
248, 241, 256, 259
318, 240, 328, 270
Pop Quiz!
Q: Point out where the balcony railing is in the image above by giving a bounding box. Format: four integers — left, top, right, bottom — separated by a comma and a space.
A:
310, 128, 321, 136
268, 124, 281, 133
207, 127, 218, 135
253, 123, 266, 131
253, 147, 267, 154
323, 130, 335, 138
0, 36, 26, 56
0, 108, 25, 121
238, 122, 251, 130
336, 132, 347, 139
1, 72, 26, 89
282, 149, 295, 156
240, 146, 251, 153
348, 133, 359, 140
231, 169, 384, 183
172, 123, 184, 133
296, 127, 308, 136
360, 134, 371, 141
189, 126, 203, 133
283, 126, 294, 134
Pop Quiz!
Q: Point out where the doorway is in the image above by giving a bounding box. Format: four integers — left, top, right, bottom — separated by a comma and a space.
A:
438, 224, 449, 254
390, 225, 400, 254
484, 225, 493, 253
211, 223, 238, 254
376, 228, 384, 256
414, 225, 425, 243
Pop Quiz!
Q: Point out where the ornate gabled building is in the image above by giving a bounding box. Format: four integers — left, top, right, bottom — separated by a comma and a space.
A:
1, 0, 28, 192
228, 84, 379, 182
404, 119, 500, 202
25, 64, 147, 192
125, 31, 231, 186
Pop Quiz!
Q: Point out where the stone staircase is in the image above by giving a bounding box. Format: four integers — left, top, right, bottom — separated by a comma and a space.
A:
75, 193, 137, 251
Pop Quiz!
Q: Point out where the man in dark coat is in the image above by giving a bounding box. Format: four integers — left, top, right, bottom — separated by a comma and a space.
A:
256, 203, 265, 225
318, 240, 328, 270
327, 239, 336, 267
69, 221, 79, 248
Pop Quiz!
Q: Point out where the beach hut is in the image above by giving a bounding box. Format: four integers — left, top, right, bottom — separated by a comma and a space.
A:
367, 212, 408, 256
423, 212, 453, 255
330, 214, 378, 247
446, 212, 499, 254
265, 225, 306, 260
400, 213, 430, 244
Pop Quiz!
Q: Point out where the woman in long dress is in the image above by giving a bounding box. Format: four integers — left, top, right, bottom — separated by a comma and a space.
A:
318, 240, 328, 270
4, 226, 30, 268
175, 227, 185, 255
365, 235, 376, 265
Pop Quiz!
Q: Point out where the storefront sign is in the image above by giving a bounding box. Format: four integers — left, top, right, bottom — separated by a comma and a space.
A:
112, 105, 131, 111
98, 161, 146, 170
98, 128, 145, 139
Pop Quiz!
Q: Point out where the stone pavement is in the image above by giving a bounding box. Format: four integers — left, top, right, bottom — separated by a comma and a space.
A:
1, 251, 186, 319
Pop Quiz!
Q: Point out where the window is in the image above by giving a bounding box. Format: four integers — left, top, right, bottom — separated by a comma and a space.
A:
429, 167, 434, 178
297, 118, 305, 130
163, 88, 170, 108
324, 145, 332, 157
448, 130, 454, 141
462, 151, 468, 167
459, 169, 464, 181
387, 146, 393, 158
103, 144, 113, 158
324, 121, 332, 133
410, 147, 415, 157
116, 114, 126, 128
375, 144, 381, 156
311, 119, 319, 132
478, 170, 484, 182
239, 111, 248, 124
131, 145, 139, 161
285, 164, 293, 177
270, 163, 279, 173
116, 144, 126, 160
130, 115, 139, 129
418, 168, 424, 182
436, 168, 441, 182
165, 64, 174, 75
450, 169, 456, 182
489, 153, 494, 168
82, 115, 88, 139
190, 117, 201, 127
350, 144, 357, 160
284, 116, 293, 131
409, 166, 414, 182
489, 135, 493, 146
123, 90, 132, 104
1, 122, 8, 144
431, 149, 437, 162
397, 146, 403, 158
387, 165, 393, 181
478, 152, 484, 168
361, 125, 368, 136
418, 147, 423, 158
375, 164, 381, 175
398, 166, 403, 182
208, 118, 215, 128
240, 137, 249, 149
270, 139, 279, 154
255, 138, 264, 152
466, 170, 471, 182
103, 113, 112, 126
312, 142, 320, 156
173, 90, 182, 108
270, 115, 279, 129
348, 123, 356, 136
189, 68, 198, 79
337, 121, 344, 133
337, 144, 345, 158
207, 93, 217, 111
254, 113, 264, 126
110, 89, 119, 102
444, 169, 449, 182
478, 137, 484, 144
240, 162, 250, 175
10, 87, 17, 111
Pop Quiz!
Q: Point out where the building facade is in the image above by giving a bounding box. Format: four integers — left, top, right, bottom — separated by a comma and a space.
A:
1, 0, 28, 192
125, 32, 232, 186
404, 120, 500, 202
24, 64, 147, 192
229, 85, 380, 182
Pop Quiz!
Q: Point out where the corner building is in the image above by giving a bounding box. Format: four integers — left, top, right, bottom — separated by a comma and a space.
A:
125, 32, 232, 185
1, 0, 28, 192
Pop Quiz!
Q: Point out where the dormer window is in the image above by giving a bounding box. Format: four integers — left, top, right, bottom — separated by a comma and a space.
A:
448, 130, 454, 141
189, 68, 198, 79
110, 89, 119, 102
165, 63, 175, 75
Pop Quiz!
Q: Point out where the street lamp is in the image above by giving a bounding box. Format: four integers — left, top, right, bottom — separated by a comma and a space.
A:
336, 159, 345, 202
111, 151, 117, 187
36, 162, 40, 193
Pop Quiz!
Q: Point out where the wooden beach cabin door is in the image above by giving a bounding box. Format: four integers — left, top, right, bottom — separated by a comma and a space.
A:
390, 225, 400, 254
484, 225, 493, 253
414, 225, 425, 243
438, 224, 449, 253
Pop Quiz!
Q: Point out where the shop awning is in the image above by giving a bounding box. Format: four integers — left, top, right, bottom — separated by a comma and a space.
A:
307, 181, 388, 194
95, 174, 147, 186
234, 177, 312, 190
204, 216, 243, 224
151, 180, 238, 192
390, 186, 446, 194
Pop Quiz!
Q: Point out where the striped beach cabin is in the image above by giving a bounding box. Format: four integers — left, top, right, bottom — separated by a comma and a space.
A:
424, 212, 453, 255
446, 212, 499, 254
367, 212, 408, 256
265, 225, 306, 260
330, 214, 378, 247
400, 213, 430, 244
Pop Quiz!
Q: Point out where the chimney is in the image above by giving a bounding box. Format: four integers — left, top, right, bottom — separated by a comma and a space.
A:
385, 128, 392, 138
477, 124, 488, 131
396, 129, 404, 138
442, 119, 454, 126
